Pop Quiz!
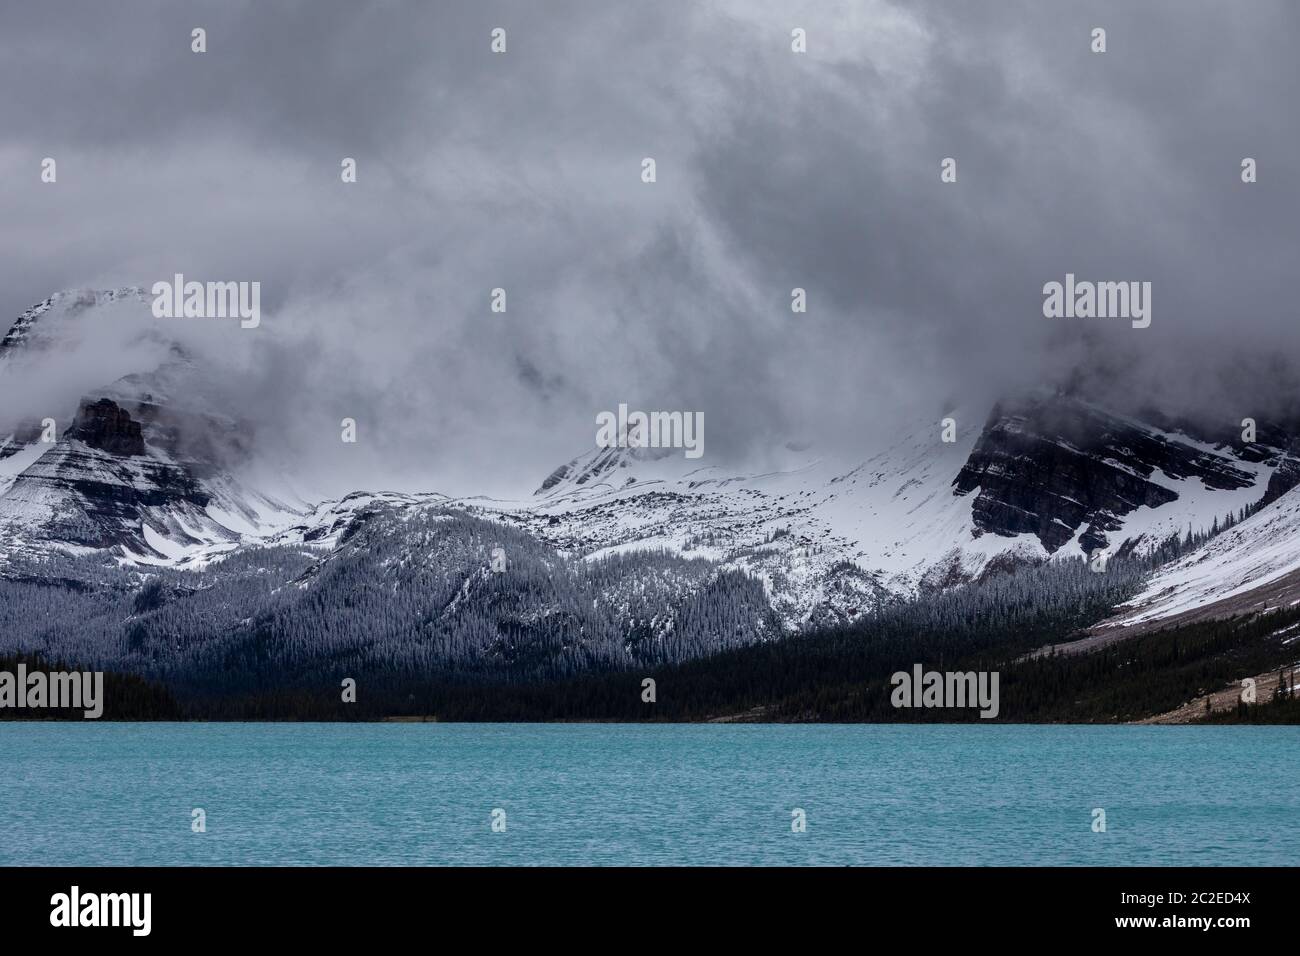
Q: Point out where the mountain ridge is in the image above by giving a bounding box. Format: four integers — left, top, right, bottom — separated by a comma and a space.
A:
3, 290, 1299, 648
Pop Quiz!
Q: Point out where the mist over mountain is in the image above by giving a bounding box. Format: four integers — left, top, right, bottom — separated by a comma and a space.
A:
3, 1, 1298, 500
5, 288, 1298, 649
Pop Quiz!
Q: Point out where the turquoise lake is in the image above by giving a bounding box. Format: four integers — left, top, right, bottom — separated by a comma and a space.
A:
0, 723, 1294, 866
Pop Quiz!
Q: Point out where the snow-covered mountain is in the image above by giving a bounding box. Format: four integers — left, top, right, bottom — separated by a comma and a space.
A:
0, 290, 307, 565
3, 289, 1299, 642
491, 394, 1297, 629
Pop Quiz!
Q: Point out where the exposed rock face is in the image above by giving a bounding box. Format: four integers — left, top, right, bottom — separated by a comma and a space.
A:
65, 399, 145, 457
1258, 442, 1300, 510
952, 396, 1271, 554
0, 298, 55, 357
535, 443, 673, 496
0, 397, 223, 553
0, 436, 210, 551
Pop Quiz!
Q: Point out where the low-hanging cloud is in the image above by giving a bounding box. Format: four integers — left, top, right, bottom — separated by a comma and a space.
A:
1, 0, 1296, 500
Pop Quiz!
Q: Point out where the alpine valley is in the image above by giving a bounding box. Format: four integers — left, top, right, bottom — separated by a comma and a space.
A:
3, 291, 1300, 721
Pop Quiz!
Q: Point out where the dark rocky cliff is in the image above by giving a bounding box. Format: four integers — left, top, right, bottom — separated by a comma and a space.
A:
952, 396, 1282, 554
65, 398, 146, 457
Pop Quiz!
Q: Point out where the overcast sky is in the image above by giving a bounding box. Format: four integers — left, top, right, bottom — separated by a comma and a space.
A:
1, 0, 1297, 499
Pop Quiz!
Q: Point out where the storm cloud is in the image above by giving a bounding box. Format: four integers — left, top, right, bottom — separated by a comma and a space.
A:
1, 0, 1296, 499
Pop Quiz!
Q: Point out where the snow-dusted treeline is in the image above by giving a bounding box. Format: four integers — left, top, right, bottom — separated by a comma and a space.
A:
0, 506, 783, 693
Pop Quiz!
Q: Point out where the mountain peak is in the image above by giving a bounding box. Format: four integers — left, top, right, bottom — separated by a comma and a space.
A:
0, 287, 148, 358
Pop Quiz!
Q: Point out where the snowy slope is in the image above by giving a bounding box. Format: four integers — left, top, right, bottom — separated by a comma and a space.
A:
1107, 483, 1300, 628
458, 396, 1290, 630
2, 290, 1297, 637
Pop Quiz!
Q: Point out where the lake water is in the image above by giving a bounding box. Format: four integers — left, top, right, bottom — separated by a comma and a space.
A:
0, 723, 1293, 866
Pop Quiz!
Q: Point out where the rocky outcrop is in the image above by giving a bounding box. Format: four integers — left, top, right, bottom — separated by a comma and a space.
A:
0, 398, 219, 553
65, 399, 145, 457
953, 396, 1272, 554
1258, 443, 1300, 510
